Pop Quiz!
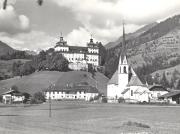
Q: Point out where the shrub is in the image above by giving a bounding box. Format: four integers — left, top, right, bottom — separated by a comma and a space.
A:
89, 97, 94, 102
30, 92, 45, 104
101, 97, 107, 103
118, 97, 125, 103
22, 92, 31, 104
0, 95, 3, 103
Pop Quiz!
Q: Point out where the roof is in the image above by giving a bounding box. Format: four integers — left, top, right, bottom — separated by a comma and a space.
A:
108, 70, 118, 85
159, 90, 180, 98
44, 85, 99, 93
148, 85, 168, 91
127, 76, 143, 86
2, 90, 20, 95
121, 88, 130, 94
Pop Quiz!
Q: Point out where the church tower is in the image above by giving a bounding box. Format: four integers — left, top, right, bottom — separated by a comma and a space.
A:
118, 22, 129, 93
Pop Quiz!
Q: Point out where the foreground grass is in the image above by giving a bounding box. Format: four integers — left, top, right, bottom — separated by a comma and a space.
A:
0, 101, 180, 134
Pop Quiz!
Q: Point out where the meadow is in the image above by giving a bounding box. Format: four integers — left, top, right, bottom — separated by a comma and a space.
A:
0, 101, 180, 134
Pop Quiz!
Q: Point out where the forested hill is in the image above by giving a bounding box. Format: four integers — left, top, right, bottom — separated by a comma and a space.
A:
0, 41, 15, 56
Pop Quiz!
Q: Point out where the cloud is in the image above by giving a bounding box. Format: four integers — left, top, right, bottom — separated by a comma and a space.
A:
52, 0, 180, 25
52, 0, 180, 45
0, 5, 30, 34
0, 30, 58, 51
66, 24, 141, 46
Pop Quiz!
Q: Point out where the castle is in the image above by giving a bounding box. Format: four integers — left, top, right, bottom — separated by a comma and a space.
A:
54, 36, 100, 70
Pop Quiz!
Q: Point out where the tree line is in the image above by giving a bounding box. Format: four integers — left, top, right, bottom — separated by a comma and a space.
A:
12, 49, 69, 77
0, 51, 33, 60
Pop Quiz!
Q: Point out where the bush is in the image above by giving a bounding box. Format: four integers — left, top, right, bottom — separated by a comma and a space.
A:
30, 92, 45, 104
101, 97, 107, 103
118, 97, 125, 103
0, 95, 3, 103
89, 97, 94, 102
22, 92, 31, 104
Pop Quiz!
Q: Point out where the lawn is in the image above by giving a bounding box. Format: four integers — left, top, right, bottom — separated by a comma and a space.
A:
0, 102, 180, 134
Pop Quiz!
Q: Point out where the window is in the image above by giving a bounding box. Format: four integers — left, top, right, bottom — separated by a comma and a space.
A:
131, 90, 133, 96
124, 66, 127, 73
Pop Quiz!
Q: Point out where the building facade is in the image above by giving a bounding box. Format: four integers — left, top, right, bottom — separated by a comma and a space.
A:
54, 36, 100, 70
44, 85, 99, 101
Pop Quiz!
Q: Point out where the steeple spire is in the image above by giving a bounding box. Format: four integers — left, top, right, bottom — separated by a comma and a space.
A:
122, 20, 126, 57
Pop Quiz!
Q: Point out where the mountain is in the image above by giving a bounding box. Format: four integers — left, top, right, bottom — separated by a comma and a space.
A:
0, 41, 15, 56
104, 14, 180, 81
25, 50, 38, 55
0, 71, 109, 95
105, 22, 158, 49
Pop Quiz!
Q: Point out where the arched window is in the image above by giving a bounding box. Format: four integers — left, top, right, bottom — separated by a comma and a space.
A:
124, 66, 127, 73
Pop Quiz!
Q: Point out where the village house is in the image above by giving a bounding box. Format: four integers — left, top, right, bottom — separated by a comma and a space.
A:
159, 90, 180, 104
2, 89, 25, 104
44, 85, 99, 101
148, 85, 169, 102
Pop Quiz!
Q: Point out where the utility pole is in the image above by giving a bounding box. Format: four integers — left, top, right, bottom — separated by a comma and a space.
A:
49, 91, 51, 118
49, 83, 53, 118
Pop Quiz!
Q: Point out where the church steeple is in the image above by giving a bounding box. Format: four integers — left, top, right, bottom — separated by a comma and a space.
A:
122, 21, 127, 64
118, 21, 128, 74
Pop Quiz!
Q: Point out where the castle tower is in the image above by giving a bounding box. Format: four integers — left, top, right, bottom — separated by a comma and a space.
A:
118, 22, 129, 93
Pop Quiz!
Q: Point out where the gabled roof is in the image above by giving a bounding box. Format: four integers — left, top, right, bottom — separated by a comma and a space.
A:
159, 90, 180, 98
121, 88, 130, 94
2, 90, 20, 95
128, 76, 143, 86
108, 70, 118, 85
44, 85, 99, 93
148, 85, 168, 91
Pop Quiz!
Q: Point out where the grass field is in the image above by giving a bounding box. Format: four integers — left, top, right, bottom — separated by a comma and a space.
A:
0, 102, 180, 134
0, 71, 109, 95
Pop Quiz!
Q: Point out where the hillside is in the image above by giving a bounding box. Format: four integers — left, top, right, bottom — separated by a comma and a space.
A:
105, 22, 158, 49
0, 59, 30, 80
0, 41, 15, 56
0, 71, 109, 95
104, 14, 180, 80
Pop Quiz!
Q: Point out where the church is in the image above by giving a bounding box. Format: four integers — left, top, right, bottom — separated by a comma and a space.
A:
107, 24, 150, 103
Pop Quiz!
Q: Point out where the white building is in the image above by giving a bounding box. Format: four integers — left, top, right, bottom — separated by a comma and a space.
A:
107, 24, 169, 103
54, 36, 100, 70
2, 90, 25, 104
107, 24, 151, 103
107, 54, 150, 103
44, 85, 99, 101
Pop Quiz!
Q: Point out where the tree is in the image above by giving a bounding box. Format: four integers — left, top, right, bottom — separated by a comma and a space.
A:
153, 73, 160, 84
11, 85, 19, 92
22, 92, 31, 103
160, 72, 170, 88
88, 64, 96, 78
31, 92, 45, 104
20, 61, 35, 76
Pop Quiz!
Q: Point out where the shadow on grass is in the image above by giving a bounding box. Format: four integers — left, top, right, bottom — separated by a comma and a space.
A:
38, 106, 88, 111
0, 115, 19, 116
122, 121, 150, 128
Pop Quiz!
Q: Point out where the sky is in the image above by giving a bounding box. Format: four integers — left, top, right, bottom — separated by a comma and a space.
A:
0, 0, 180, 51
